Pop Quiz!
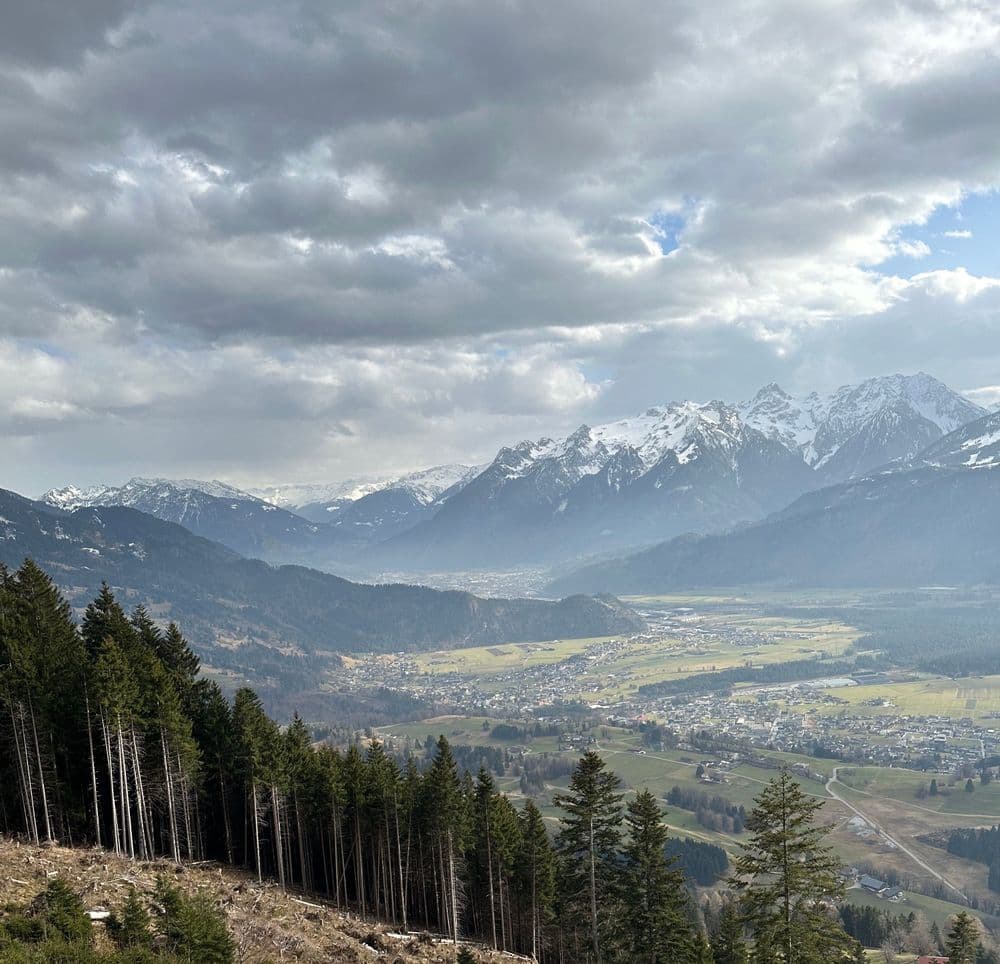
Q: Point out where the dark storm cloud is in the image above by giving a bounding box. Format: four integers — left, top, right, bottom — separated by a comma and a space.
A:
0, 0, 144, 67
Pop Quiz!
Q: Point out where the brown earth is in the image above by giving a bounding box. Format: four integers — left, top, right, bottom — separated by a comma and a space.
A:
0, 838, 529, 964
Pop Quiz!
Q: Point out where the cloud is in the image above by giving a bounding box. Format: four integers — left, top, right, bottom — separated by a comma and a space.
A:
3, 0, 1000, 490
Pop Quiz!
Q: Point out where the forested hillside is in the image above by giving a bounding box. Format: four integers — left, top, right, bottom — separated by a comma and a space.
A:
0, 488, 642, 657
0, 559, 912, 962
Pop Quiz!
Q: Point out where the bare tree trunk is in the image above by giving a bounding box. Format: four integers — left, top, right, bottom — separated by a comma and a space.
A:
589, 816, 599, 963
294, 791, 308, 890
117, 720, 134, 858
484, 802, 498, 950
129, 736, 147, 859
271, 784, 286, 892
161, 731, 181, 863
10, 702, 38, 842
447, 830, 460, 945
101, 715, 120, 854
355, 810, 366, 916
331, 808, 342, 908
251, 780, 263, 882
532, 849, 539, 963
85, 691, 101, 847
219, 770, 235, 865
419, 835, 429, 928
394, 788, 408, 932
28, 698, 53, 842
178, 752, 193, 860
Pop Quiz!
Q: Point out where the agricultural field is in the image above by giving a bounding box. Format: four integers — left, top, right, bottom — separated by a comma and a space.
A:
398, 612, 860, 704
409, 635, 616, 675
811, 675, 1000, 724
837, 766, 1000, 817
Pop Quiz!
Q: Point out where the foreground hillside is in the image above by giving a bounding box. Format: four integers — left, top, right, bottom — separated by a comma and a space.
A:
0, 840, 515, 963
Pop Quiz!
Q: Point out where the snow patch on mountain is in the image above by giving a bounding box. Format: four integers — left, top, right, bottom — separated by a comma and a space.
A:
42, 478, 258, 511
251, 464, 481, 512
739, 373, 985, 473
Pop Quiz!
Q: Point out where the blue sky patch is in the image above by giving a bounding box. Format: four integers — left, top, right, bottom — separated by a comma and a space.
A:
877, 190, 1000, 278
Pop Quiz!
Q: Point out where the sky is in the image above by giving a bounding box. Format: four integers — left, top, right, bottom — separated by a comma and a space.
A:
4, 0, 1000, 494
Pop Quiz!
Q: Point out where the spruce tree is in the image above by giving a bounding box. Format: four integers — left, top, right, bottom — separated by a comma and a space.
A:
109, 888, 153, 950
515, 799, 556, 962
621, 788, 693, 962
425, 736, 467, 942
553, 751, 624, 963
730, 771, 851, 963
714, 902, 749, 964
945, 911, 981, 964
155, 877, 234, 963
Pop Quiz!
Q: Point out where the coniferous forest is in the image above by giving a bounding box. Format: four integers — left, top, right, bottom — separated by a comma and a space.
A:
0, 558, 977, 963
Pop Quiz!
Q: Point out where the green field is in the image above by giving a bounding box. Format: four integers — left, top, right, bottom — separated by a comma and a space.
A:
790, 675, 1000, 723
410, 636, 617, 675
402, 613, 860, 704
838, 765, 1000, 817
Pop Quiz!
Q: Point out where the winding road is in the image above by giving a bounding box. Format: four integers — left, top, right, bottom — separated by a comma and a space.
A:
826, 767, 966, 900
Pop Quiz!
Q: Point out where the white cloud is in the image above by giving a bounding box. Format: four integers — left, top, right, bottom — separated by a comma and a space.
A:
3, 0, 1000, 489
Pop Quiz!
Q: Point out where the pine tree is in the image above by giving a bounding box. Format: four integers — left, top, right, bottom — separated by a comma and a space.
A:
730, 771, 851, 963
30, 877, 91, 945
515, 799, 556, 962
714, 902, 749, 964
155, 877, 234, 963
621, 788, 693, 962
232, 688, 276, 882
109, 888, 153, 950
945, 911, 981, 964
425, 736, 467, 942
553, 751, 624, 963
692, 931, 716, 964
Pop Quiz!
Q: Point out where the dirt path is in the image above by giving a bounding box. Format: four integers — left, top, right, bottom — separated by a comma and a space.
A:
827, 767, 967, 900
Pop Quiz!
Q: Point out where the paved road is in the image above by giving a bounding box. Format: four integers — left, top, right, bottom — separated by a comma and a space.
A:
826, 767, 966, 900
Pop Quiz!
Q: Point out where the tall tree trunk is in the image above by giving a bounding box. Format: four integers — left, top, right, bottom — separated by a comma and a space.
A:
355, 809, 366, 916
294, 791, 308, 890
161, 731, 181, 863
178, 753, 193, 859
117, 720, 134, 858
272, 784, 286, 892
531, 848, 539, 963
10, 702, 38, 842
485, 804, 498, 950
447, 829, 459, 946
129, 727, 149, 859
251, 780, 263, 882
394, 789, 408, 931
589, 815, 599, 962
28, 698, 53, 842
84, 691, 101, 847
101, 715, 120, 854
219, 769, 235, 864
331, 808, 342, 908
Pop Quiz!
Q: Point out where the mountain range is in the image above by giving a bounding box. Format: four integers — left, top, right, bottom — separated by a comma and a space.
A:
39, 372, 987, 573
0, 487, 641, 674
372, 372, 985, 567
549, 409, 1000, 594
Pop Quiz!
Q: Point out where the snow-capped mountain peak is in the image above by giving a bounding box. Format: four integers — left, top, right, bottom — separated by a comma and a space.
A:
918, 411, 1000, 469
41, 477, 259, 511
